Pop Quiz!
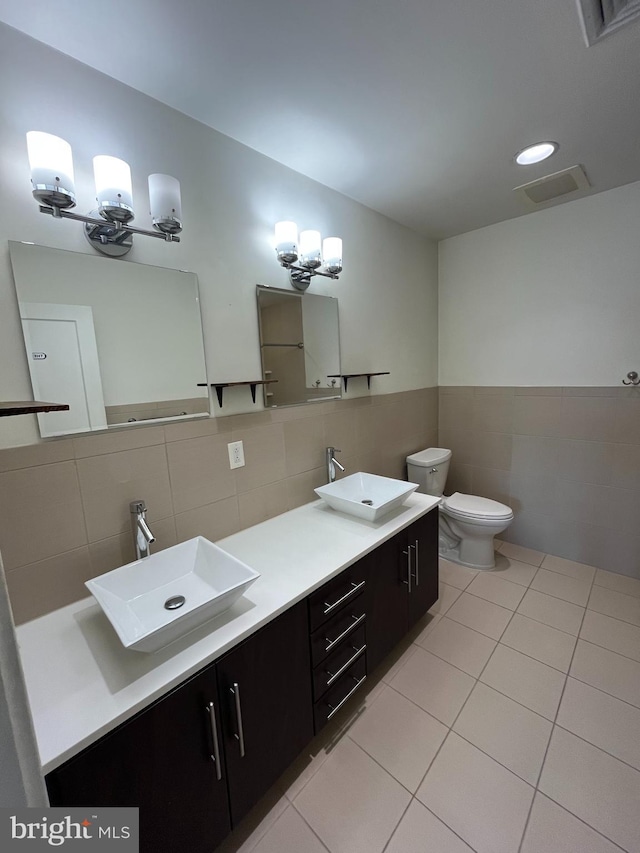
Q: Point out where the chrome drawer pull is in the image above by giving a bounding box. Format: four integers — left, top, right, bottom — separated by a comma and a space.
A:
230, 682, 246, 758
402, 547, 412, 594
325, 643, 367, 687
414, 539, 420, 586
326, 674, 367, 720
206, 701, 222, 781
325, 613, 366, 652
324, 579, 366, 615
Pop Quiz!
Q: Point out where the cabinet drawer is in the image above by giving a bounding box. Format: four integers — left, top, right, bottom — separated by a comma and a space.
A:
310, 593, 366, 667
313, 655, 367, 733
308, 562, 367, 632
312, 625, 366, 701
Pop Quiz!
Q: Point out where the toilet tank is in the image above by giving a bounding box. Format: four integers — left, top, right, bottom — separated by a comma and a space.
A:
406, 447, 452, 496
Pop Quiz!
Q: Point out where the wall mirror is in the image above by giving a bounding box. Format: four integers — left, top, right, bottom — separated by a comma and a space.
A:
9, 241, 209, 437
256, 285, 341, 407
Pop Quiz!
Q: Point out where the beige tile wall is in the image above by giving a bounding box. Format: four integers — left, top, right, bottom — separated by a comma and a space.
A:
439, 386, 640, 579
0, 388, 438, 624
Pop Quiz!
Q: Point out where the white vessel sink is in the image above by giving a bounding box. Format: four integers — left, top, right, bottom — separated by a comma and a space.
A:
85, 536, 260, 653
315, 472, 419, 522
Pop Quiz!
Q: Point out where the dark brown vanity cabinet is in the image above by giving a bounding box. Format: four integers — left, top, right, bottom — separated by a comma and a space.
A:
366, 511, 439, 672
216, 600, 313, 825
46, 665, 231, 853
46, 600, 313, 853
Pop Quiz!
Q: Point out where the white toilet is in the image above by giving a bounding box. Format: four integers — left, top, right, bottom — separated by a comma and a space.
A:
406, 447, 514, 571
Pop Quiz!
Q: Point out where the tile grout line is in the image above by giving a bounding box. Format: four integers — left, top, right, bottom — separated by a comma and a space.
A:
516, 553, 599, 853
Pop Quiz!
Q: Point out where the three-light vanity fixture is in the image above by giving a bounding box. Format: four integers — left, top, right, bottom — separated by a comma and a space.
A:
26, 131, 182, 256
274, 221, 342, 291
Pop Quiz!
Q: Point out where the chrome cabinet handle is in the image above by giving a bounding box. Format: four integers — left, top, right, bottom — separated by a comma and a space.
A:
325, 643, 367, 687
326, 674, 367, 720
402, 547, 412, 594
206, 701, 222, 781
324, 579, 366, 615
325, 613, 366, 652
414, 539, 420, 586
230, 682, 246, 758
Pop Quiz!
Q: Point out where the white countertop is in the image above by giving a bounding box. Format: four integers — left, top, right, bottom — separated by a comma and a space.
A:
16, 494, 439, 774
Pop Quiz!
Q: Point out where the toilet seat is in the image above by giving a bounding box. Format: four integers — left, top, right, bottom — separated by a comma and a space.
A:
441, 492, 513, 521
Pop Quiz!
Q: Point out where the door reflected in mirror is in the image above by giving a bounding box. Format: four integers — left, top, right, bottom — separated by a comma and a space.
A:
9, 241, 210, 437
256, 285, 341, 408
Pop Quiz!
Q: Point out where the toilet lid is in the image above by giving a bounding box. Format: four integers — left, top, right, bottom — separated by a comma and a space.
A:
442, 492, 513, 520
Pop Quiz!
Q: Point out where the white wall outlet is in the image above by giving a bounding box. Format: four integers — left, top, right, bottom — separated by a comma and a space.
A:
228, 440, 245, 469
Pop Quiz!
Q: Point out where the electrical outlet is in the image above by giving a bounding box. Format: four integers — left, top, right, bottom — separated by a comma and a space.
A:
228, 440, 245, 469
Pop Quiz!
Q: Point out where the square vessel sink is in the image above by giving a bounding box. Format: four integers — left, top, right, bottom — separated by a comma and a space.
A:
315, 472, 419, 522
85, 536, 260, 653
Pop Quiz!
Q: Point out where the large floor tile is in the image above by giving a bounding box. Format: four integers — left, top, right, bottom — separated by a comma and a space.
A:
216, 793, 289, 853
539, 726, 640, 852
492, 555, 539, 587
293, 737, 410, 853
453, 682, 552, 784
501, 613, 577, 672
379, 640, 420, 686
445, 592, 513, 640
480, 644, 566, 720
438, 558, 478, 590
530, 568, 592, 606
521, 793, 623, 853
348, 685, 447, 793
390, 646, 475, 726
416, 616, 497, 677
580, 609, 640, 663
541, 554, 597, 582
251, 807, 327, 853
517, 588, 585, 635
386, 800, 474, 853
594, 568, 640, 599
417, 732, 534, 853
557, 677, 640, 772
570, 640, 640, 708
588, 585, 640, 627
429, 582, 462, 616
466, 572, 526, 610
498, 541, 545, 567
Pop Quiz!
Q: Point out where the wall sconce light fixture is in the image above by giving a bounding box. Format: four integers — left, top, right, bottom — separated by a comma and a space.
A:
275, 221, 342, 291
26, 131, 182, 257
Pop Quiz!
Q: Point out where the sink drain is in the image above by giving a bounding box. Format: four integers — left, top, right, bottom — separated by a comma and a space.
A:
165, 595, 186, 611
361, 499, 374, 506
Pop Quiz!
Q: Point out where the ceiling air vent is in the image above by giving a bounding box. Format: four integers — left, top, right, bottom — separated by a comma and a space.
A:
514, 165, 591, 207
576, 0, 640, 44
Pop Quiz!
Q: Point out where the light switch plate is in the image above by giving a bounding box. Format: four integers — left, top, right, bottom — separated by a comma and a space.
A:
228, 440, 245, 469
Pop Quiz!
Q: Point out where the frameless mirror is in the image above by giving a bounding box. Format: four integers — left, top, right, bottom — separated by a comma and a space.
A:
256, 285, 341, 407
9, 241, 209, 437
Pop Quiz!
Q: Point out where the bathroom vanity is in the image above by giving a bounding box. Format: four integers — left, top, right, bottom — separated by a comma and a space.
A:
17, 494, 440, 853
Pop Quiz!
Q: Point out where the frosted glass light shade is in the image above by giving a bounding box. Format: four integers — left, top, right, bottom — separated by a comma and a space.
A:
275, 220, 298, 264
149, 174, 183, 234
323, 237, 343, 275
299, 230, 322, 269
93, 155, 134, 222
26, 131, 76, 208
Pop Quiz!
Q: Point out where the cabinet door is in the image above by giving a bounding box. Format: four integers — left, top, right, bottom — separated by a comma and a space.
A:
365, 536, 409, 673
407, 510, 439, 627
217, 600, 313, 826
46, 666, 230, 853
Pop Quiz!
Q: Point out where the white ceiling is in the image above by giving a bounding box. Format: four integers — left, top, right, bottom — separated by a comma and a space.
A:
2, 0, 639, 239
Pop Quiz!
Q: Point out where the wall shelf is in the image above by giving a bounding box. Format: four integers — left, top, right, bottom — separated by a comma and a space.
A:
326, 372, 390, 392
197, 381, 278, 407
0, 401, 70, 417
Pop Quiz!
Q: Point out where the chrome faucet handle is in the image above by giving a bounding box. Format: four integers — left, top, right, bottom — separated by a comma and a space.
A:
130, 499, 147, 514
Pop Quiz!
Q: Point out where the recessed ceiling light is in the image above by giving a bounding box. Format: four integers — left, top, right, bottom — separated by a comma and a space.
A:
514, 141, 559, 166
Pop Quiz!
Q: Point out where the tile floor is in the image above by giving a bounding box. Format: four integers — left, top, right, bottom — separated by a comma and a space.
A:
218, 542, 640, 853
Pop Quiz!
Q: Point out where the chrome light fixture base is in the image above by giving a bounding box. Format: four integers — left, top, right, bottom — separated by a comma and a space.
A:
284, 263, 339, 292
32, 184, 76, 209
84, 209, 134, 256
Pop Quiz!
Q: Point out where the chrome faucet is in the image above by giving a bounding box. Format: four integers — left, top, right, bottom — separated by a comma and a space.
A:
130, 500, 155, 560
326, 447, 345, 483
